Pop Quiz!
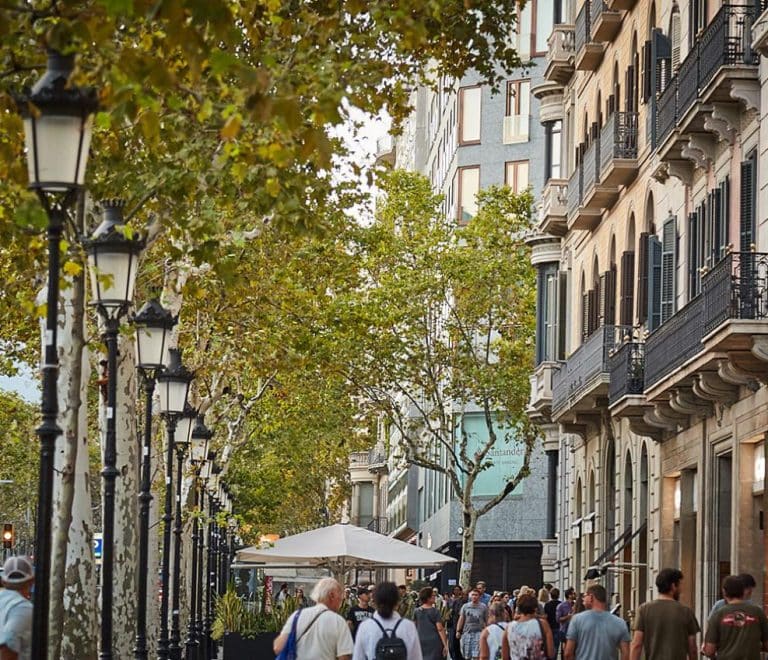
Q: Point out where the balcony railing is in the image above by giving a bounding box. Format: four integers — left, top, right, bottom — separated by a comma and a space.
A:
654, 5, 757, 150
608, 341, 645, 405
567, 165, 582, 221
645, 252, 768, 388
552, 325, 630, 415
503, 114, 530, 143
656, 77, 677, 147
582, 140, 598, 198
539, 179, 568, 234
366, 517, 389, 534
575, 4, 590, 55
546, 25, 576, 84
600, 111, 638, 165
704, 252, 768, 332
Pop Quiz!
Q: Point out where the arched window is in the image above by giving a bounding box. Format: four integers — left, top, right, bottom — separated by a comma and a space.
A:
627, 33, 639, 113
670, 4, 681, 71
639, 445, 650, 604
622, 452, 634, 614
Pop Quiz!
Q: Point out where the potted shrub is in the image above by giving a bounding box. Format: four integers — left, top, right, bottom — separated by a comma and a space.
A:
213, 585, 299, 658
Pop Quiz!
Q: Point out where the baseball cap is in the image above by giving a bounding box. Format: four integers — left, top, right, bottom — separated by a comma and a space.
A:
2, 555, 34, 585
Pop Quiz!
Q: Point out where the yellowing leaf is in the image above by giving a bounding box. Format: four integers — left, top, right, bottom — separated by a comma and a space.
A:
220, 114, 242, 141
62, 261, 83, 277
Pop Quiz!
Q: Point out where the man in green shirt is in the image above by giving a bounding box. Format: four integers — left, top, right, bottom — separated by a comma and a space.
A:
630, 568, 699, 660
703, 575, 768, 660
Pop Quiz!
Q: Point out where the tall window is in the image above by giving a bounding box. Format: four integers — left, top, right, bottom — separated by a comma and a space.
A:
505, 80, 531, 143
516, 0, 554, 57
545, 120, 562, 180
505, 160, 529, 193
459, 86, 482, 144
458, 166, 480, 223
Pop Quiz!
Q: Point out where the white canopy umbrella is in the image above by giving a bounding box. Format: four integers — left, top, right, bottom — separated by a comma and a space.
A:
236, 524, 455, 577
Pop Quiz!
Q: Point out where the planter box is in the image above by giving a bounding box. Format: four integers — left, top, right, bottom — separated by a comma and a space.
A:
223, 632, 278, 658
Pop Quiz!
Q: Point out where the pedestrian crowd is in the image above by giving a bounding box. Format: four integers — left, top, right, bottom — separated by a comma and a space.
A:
1, 552, 763, 660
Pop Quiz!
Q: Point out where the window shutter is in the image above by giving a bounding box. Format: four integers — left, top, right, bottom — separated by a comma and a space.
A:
589, 288, 600, 335
546, 269, 558, 362
653, 29, 672, 93
647, 235, 663, 331
642, 40, 652, 102
625, 66, 635, 112
638, 232, 650, 323
582, 292, 590, 340
602, 268, 617, 326
661, 217, 677, 324
619, 251, 635, 326
598, 273, 607, 325
535, 266, 546, 365
688, 211, 700, 298
741, 154, 756, 252
558, 271, 568, 360
718, 177, 729, 262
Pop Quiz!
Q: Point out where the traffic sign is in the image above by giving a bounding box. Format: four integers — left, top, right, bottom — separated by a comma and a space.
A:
93, 533, 103, 564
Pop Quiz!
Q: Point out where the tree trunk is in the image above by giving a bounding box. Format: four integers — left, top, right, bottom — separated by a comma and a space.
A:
113, 334, 139, 652
458, 509, 478, 590
47, 274, 98, 659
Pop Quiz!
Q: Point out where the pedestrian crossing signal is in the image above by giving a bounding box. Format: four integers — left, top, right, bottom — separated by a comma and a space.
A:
2, 523, 13, 549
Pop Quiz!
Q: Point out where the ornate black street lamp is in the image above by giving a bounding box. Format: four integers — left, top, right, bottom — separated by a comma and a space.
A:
132, 300, 176, 660
156, 349, 193, 660
205, 465, 221, 660
185, 416, 212, 659
198, 451, 215, 660
85, 199, 145, 660
170, 405, 196, 660
14, 50, 98, 660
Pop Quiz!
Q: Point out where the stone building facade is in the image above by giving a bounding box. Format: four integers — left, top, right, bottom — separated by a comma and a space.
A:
530, 0, 768, 628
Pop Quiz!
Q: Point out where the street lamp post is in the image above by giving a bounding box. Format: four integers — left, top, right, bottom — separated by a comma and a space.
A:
170, 406, 196, 660
85, 199, 145, 660
132, 300, 176, 660
197, 452, 215, 660
186, 417, 211, 660
205, 468, 221, 660
14, 50, 98, 660
156, 350, 193, 660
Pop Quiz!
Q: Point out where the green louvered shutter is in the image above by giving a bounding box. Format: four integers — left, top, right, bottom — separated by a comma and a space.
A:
647, 235, 663, 331
660, 216, 677, 324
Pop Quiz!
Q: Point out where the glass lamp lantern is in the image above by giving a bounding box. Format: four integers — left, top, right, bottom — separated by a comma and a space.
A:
175, 405, 197, 448
156, 349, 193, 415
191, 415, 213, 464
15, 51, 99, 193
85, 200, 145, 316
133, 299, 176, 371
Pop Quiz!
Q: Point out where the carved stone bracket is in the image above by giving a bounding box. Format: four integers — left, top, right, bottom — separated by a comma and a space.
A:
667, 159, 694, 185
717, 356, 762, 391
730, 79, 759, 114
703, 103, 739, 145
693, 371, 738, 406
669, 387, 713, 417
627, 415, 663, 441
651, 161, 669, 183
643, 405, 681, 432
681, 134, 716, 170
751, 336, 768, 363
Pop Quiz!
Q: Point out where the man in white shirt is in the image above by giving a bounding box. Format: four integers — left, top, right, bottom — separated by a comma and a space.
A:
274, 577, 353, 660
353, 582, 422, 660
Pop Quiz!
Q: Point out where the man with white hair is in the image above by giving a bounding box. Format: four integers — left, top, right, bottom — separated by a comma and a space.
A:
0, 555, 34, 660
274, 577, 354, 660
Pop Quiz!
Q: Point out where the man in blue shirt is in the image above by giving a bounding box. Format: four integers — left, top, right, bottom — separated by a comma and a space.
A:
476, 582, 491, 606
565, 584, 630, 660
0, 555, 34, 660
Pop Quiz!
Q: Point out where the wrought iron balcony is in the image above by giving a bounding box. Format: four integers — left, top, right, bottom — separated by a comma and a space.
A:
654, 5, 758, 160
545, 25, 576, 84
644, 252, 768, 391
552, 325, 630, 419
566, 159, 602, 231
366, 517, 389, 534
580, 134, 619, 225
608, 341, 645, 405
538, 179, 568, 236
590, 0, 622, 42
566, 165, 582, 222
600, 112, 639, 186
575, 3, 604, 70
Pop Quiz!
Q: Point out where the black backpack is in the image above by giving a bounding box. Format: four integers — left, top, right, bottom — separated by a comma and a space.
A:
372, 617, 407, 659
